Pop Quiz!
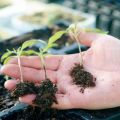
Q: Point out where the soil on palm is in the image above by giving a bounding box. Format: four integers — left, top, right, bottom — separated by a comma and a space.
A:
33, 79, 57, 110
70, 63, 96, 93
11, 79, 57, 109
12, 82, 37, 98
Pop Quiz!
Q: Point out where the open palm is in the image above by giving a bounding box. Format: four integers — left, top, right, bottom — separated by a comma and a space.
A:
1, 32, 120, 110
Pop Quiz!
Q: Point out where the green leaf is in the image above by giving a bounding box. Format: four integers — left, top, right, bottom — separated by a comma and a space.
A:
21, 39, 47, 51
21, 40, 38, 51
37, 40, 47, 45
42, 46, 49, 53
1, 51, 14, 62
48, 30, 66, 44
21, 50, 38, 56
51, 43, 58, 47
3, 57, 12, 64
84, 28, 108, 34
17, 47, 21, 52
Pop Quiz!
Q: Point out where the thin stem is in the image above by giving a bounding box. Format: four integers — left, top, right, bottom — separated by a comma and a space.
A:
43, 65, 47, 80
72, 32, 83, 66
17, 55, 24, 82
75, 35, 83, 66
40, 53, 47, 80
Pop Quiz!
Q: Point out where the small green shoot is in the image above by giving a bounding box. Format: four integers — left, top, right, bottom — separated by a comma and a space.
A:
66, 24, 108, 66
67, 24, 83, 66
1, 40, 41, 82
24, 30, 67, 79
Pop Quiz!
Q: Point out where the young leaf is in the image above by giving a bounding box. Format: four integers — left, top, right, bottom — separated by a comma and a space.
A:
21, 40, 39, 51
42, 46, 49, 53
48, 30, 66, 44
1, 51, 14, 62
3, 56, 12, 64
21, 50, 38, 56
21, 39, 47, 51
50, 43, 58, 47
67, 24, 77, 34
37, 40, 47, 45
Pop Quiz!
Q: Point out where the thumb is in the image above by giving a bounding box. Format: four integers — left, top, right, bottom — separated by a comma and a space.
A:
77, 32, 104, 47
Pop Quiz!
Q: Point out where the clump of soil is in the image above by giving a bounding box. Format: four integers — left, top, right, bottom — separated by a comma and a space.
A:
12, 82, 37, 98
12, 79, 57, 109
34, 79, 57, 110
70, 63, 96, 93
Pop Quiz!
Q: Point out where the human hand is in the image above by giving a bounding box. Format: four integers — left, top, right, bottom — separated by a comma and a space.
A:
1, 32, 120, 110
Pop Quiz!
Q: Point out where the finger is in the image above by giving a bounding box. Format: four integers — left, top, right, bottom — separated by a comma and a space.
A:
9, 55, 63, 70
4, 79, 18, 90
19, 93, 72, 109
1, 64, 57, 83
77, 32, 103, 47
19, 94, 36, 105
52, 94, 72, 109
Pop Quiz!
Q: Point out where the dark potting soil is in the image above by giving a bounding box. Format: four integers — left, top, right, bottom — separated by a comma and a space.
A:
14, 106, 76, 120
33, 79, 57, 110
0, 78, 15, 111
12, 82, 37, 98
70, 64, 96, 93
12, 79, 57, 109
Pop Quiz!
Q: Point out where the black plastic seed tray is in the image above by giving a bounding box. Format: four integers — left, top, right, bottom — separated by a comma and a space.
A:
1, 105, 120, 120
58, 0, 120, 38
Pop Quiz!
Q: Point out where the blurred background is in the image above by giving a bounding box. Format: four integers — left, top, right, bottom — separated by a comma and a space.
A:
0, 0, 120, 55
0, 1, 120, 120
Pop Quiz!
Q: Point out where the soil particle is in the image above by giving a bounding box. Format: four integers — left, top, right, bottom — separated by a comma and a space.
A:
70, 63, 96, 93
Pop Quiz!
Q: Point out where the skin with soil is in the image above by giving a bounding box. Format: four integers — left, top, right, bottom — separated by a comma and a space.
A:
70, 63, 96, 93
12, 79, 57, 109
